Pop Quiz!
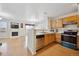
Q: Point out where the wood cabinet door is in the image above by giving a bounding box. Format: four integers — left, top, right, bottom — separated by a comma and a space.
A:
48, 34, 52, 44
48, 34, 54, 44
48, 17, 63, 29
52, 20, 56, 28
44, 34, 55, 46
48, 19, 52, 29
56, 19, 63, 28
76, 15, 79, 27
44, 34, 50, 45
63, 15, 77, 23
51, 34, 55, 42
55, 33, 61, 43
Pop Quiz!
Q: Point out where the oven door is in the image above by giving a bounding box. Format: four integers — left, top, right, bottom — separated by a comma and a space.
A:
62, 34, 77, 44
61, 41, 76, 49
61, 34, 77, 49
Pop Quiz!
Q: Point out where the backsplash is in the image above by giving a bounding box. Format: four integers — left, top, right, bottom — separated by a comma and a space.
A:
55, 28, 63, 33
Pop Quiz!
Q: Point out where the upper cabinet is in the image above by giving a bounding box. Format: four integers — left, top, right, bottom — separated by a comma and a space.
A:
48, 17, 56, 29
63, 15, 79, 27
76, 15, 79, 27
55, 19, 63, 28
63, 15, 77, 23
48, 17, 52, 29
52, 20, 56, 29
48, 17, 63, 29
48, 15, 79, 29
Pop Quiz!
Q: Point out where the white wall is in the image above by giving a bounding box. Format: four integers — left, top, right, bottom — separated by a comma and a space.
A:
0, 19, 26, 38
10, 20, 26, 38
0, 20, 10, 38
35, 16, 48, 29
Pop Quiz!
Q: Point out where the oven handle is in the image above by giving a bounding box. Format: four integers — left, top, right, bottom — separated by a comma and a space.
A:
62, 34, 76, 37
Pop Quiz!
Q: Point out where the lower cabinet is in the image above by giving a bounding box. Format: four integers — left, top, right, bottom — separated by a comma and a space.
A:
44, 33, 55, 46
36, 37, 44, 50
55, 33, 61, 43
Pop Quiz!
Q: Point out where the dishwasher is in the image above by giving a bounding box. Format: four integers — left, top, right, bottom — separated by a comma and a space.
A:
36, 35, 44, 50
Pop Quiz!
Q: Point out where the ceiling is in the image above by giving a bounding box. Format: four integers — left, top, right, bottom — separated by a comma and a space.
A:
0, 3, 78, 23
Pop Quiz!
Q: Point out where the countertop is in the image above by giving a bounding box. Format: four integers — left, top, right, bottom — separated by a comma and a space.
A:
36, 32, 79, 37
36, 31, 64, 35
36, 32, 56, 36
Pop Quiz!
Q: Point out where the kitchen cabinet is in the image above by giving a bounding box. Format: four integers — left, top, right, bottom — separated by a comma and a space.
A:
63, 15, 77, 23
55, 33, 61, 43
48, 15, 78, 29
52, 19, 63, 28
36, 35, 44, 50
76, 15, 79, 27
44, 33, 55, 46
55, 19, 63, 28
48, 17, 56, 29
48, 17, 63, 29
48, 18, 52, 29
52, 20, 56, 28
62, 15, 79, 27
77, 36, 79, 49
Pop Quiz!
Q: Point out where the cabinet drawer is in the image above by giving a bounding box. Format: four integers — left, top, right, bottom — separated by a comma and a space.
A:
56, 33, 61, 43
